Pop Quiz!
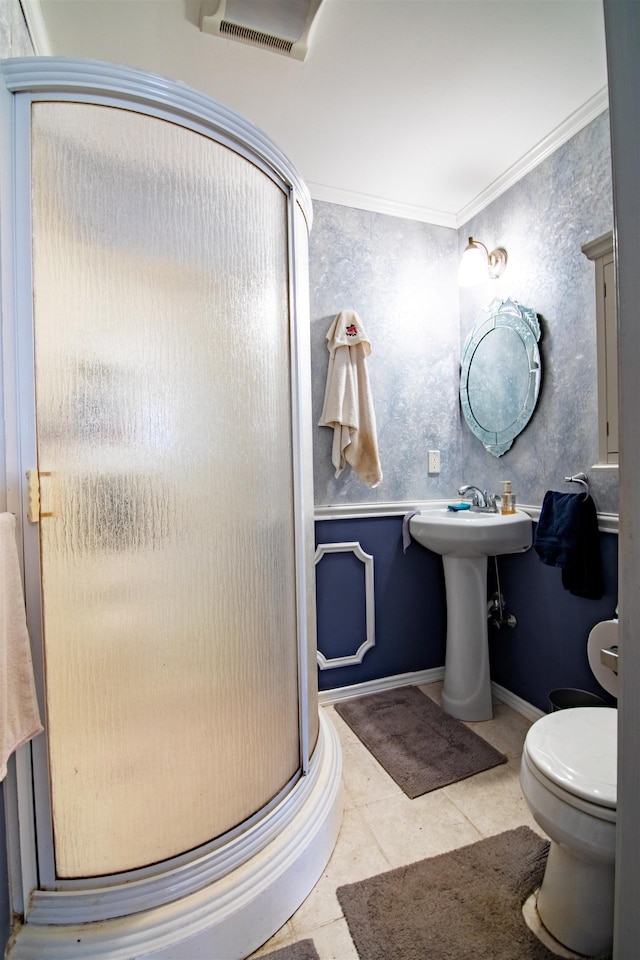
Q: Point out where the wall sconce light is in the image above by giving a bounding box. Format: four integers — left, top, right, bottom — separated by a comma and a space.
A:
458, 237, 508, 286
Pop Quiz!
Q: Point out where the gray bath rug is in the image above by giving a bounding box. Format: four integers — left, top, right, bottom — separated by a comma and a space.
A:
337, 827, 561, 960
335, 685, 507, 798
259, 938, 319, 960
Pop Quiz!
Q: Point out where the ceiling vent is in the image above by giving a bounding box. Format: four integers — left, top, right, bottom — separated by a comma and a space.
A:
199, 0, 326, 61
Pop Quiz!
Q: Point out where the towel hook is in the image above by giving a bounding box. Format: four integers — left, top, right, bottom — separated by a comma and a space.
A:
564, 472, 589, 499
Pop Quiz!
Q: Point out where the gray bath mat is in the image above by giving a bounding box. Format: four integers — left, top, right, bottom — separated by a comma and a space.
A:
337, 827, 558, 959
259, 939, 319, 960
335, 685, 507, 798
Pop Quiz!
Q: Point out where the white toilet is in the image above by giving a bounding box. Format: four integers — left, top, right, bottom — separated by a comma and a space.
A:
519, 619, 618, 957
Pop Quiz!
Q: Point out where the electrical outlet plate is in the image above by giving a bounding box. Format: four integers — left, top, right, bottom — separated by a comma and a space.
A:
428, 450, 440, 474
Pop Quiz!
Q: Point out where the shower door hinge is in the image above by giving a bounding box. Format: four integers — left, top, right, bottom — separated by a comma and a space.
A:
26, 469, 54, 522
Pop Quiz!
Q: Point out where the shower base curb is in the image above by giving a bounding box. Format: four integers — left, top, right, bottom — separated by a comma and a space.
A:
6, 710, 343, 960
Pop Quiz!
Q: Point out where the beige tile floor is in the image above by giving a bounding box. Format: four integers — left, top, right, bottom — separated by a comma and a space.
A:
248, 681, 576, 960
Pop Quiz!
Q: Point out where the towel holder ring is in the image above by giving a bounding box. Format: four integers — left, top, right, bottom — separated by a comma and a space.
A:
564, 472, 589, 498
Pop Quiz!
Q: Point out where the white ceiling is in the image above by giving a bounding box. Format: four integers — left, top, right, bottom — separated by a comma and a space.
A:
26, 0, 609, 227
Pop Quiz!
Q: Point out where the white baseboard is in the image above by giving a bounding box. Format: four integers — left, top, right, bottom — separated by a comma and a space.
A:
491, 681, 545, 722
319, 669, 545, 723
318, 667, 444, 705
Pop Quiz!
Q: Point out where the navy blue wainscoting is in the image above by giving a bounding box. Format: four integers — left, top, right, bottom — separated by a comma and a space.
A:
315, 516, 446, 691
315, 515, 618, 714
488, 527, 619, 713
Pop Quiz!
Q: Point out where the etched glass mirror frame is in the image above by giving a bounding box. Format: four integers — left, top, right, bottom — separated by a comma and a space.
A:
460, 298, 542, 457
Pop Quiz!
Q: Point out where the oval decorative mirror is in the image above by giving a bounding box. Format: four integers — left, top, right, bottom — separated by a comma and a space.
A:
460, 298, 542, 456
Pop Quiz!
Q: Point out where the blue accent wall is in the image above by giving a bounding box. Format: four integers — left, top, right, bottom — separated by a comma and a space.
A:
315, 516, 446, 690
316, 515, 618, 714
488, 526, 618, 711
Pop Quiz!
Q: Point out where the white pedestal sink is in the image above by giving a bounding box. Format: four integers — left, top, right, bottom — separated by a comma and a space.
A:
410, 506, 532, 721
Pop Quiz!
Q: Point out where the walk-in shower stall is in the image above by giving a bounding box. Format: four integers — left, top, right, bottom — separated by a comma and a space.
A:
0, 58, 341, 958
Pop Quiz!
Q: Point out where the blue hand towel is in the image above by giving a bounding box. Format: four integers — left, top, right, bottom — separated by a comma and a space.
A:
534, 492, 583, 567
561, 494, 603, 599
534, 491, 603, 599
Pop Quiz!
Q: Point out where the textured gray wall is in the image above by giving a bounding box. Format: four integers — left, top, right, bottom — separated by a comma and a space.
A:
310, 205, 460, 505
459, 111, 615, 514
0, 0, 34, 56
310, 111, 616, 514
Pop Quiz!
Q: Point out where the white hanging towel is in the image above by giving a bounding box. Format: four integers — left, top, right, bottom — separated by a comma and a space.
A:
318, 310, 382, 487
0, 513, 43, 780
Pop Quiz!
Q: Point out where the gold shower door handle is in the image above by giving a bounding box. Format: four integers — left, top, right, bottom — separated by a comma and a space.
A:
26, 469, 55, 522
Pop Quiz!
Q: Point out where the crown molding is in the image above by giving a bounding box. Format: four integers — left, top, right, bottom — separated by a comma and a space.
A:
310, 87, 609, 229
455, 86, 610, 228
307, 180, 457, 229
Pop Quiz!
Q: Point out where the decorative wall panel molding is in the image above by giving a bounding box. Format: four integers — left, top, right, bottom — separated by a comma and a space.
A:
315, 541, 375, 669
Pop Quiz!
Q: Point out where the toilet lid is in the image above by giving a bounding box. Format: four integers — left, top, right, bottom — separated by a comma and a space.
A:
525, 707, 617, 808
587, 620, 619, 697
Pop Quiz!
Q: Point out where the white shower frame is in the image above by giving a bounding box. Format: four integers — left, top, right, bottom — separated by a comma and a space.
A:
0, 58, 342, 958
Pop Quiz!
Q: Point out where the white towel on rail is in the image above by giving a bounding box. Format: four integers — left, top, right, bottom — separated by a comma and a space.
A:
318, 310, 382, 487
0, 512, 43, 780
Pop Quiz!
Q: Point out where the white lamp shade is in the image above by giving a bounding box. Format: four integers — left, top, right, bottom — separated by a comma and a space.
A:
458, 243, 488, 286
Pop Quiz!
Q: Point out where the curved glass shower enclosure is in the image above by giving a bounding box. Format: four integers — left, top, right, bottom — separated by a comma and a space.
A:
1, 59, 341, 958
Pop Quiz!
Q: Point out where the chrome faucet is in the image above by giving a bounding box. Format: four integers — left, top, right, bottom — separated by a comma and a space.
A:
457, 485, 499, 512
457, 484, 487, 507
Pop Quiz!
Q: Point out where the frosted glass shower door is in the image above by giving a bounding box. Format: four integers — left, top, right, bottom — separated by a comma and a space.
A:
30, 101, 301, 879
